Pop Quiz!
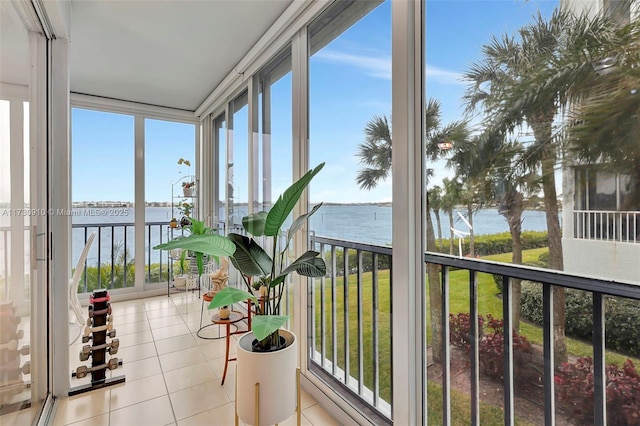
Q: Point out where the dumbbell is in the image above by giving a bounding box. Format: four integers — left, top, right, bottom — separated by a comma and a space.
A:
89, 293, 110, 304
83, 316, 113, 336
82, 329, 116, 343
88, 304, 112, 318
86, 313, 113, 327
72, 358, 121, 379
79, 339, 119, 361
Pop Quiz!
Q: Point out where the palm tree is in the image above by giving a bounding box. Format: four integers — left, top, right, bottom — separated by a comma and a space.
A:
355, 99, 468, 363
458, 129, 541, 332
531, 14, 640, 209
355, 115, 392, 190
464, 8, 576, 362
429, 185, 444, 251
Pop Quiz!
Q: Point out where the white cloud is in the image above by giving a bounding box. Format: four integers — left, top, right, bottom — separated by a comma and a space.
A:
426, 65, 464, 85
315, 50, 391, 80
315, 49, 464, 86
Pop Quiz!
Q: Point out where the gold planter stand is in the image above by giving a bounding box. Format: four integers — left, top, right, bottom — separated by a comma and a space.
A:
235, 366, 301, 426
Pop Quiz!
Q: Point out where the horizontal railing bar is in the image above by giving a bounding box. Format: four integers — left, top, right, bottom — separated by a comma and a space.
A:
71, 220, 168, 229
424, 252, 640, 300
312, 235, 393, 255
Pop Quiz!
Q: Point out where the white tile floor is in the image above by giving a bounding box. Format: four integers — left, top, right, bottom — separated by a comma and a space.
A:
55, 292, 339, 426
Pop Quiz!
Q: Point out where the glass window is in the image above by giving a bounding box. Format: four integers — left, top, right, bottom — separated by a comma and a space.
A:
145, 119, 195, 284
425, 0, 639, 423
307, 0, 392, 419
227, 92, 249, 227
71, 108, 135, 291
214, 114, 226, 230
258, 47, 292, 212
0, 9, 44, 421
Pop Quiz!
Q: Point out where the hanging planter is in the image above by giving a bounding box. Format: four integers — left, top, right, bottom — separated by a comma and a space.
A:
236, 329, 298, 426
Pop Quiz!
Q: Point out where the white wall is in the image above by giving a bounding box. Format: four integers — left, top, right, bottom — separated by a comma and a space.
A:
563, 238, 640, 284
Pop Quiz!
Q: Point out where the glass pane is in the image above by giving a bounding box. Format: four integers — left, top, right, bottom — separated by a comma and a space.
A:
308, 0, 392, 419
0, 9, 41, 421
426, 0, 639, 424
214, 115, 226, 230
144, 119, 195, 286
228, 92, 249, 227
71, 109, 135, 292
259, 48, 292, 212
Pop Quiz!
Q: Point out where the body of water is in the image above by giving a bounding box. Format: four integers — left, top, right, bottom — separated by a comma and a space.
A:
64, 205, 550, 266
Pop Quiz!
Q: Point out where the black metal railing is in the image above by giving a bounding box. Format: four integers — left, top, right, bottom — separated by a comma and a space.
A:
308, 235, 393, 422
423, 253, 640, 426
72, 221, 170, 292
309, 233, 640, 425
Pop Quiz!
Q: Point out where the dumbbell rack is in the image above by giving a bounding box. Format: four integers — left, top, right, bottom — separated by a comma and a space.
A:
69, 290, 125, 396
0, 302, 31, 415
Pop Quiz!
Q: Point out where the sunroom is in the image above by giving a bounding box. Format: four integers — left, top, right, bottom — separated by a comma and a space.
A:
1, 0, 639, 425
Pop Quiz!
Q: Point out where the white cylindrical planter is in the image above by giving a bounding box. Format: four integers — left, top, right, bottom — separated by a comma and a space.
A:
236, 330, 297, 426
183, 186, 194, 197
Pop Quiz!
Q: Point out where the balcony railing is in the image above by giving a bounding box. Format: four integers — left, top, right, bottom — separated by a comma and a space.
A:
309, 235, 393, 422
309, 234, 640, 425
71, 221, 170, 292
573, 209, 639, 243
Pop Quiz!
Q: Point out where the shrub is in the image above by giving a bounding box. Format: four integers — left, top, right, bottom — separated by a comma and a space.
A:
537, 250, 550, 268
324, 249, 391, 275
449, 312, 484, 349
445, 231, 548, 258
449, 313, 533, 379
555, 357, 640, 425
520, 282, 640, 356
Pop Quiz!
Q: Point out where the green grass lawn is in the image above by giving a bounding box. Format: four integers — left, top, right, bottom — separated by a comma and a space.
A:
311, 247, 638, 421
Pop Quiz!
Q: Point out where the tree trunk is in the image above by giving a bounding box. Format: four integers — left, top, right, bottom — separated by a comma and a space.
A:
426, 210, 443, 363
503, 191, 524, 334
448, 210, 455, 255
467, 204, 475, 257
435, 210, 443, 252
533, 115, 567, 364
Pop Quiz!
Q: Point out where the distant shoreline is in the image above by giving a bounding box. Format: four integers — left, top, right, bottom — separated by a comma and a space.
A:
63, 201, 551, 211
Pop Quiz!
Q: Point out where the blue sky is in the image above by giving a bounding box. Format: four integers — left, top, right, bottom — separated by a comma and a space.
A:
71, 0, 558, 204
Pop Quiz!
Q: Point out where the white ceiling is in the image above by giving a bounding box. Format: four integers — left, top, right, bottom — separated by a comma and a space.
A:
67, 0, 293, 111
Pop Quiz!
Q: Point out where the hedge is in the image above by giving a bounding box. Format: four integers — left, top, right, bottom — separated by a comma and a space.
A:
74, 263, 170, 293
440, 231, 548, 257
521, 281, 640, 356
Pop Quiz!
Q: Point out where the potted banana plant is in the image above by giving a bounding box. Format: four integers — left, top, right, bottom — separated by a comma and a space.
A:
209, 162, 326, 425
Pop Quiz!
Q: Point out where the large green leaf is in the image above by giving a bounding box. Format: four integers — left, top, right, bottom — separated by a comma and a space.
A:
279, 252, 326, 277
264, 162, 325, 237
283, 202, 323, 253
295, 257, 327, 277
227, 233, 272, 277
242, 211, 268, 237
153, 234, 236, 258
208, 287, 256, 310
251, 315, 289, 342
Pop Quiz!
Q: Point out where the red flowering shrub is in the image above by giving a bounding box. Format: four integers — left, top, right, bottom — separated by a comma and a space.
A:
449, 312, 484, 349
448, 313, 532, 379
555, 357, 640, 425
